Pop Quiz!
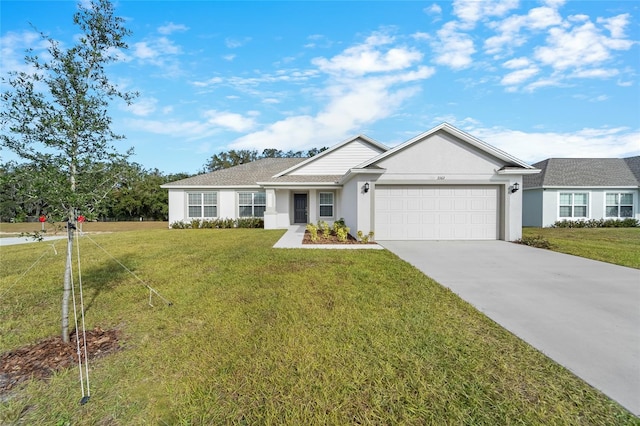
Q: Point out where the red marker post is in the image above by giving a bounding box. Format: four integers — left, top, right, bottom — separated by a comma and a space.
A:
77, 215, 85, 232
39, 215, 46, 231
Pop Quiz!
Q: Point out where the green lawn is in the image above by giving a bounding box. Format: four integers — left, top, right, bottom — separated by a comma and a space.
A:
1, 229, 637, 424
523, 227, 640, 269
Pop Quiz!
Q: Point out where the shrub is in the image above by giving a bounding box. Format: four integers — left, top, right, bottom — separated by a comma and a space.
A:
551, 218, 639, 228
318, 220, 331, 237
515, 235, 552, 249
357, 230, 375, 243
336, 226, 350, 242
170, 217, 264, 229
333, 218, 346, 233
306, 223, 319, 242
236, 218, 264, 228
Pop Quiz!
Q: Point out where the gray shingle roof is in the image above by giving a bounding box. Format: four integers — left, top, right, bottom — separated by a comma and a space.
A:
163, 158, 307, 187
524, 157, 640, 188
163, 157, 343, 187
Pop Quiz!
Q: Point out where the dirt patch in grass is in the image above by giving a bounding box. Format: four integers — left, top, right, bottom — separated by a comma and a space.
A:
0, 327, 121, 397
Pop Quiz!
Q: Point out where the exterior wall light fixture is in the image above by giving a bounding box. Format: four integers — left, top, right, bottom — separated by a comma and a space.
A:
363, 182, 370, 193
511, 182, 520, 193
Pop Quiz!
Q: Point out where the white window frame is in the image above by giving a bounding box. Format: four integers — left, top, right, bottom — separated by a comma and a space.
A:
319, 192, 334, 218
605, 192, 634, 218
558, 192, 589, 219
238, 191, 266, 218
188, 192, 217, 218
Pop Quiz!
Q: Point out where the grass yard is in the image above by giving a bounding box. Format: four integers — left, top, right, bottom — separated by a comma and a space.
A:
522, 227, 640, 269
1, 228, 637, 424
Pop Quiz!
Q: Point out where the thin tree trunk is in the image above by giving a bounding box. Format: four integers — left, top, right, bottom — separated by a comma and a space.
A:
61, 214, 74, 343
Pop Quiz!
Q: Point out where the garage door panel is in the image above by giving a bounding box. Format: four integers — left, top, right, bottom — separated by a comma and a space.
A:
375, 185, 498, 240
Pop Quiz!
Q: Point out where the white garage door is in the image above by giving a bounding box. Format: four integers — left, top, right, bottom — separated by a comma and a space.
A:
375, 185, 499, 240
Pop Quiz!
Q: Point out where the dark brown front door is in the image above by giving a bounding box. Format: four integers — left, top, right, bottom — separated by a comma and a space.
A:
294, 193, 308, 223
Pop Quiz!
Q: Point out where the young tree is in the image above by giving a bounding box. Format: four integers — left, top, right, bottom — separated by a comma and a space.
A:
0, 0, 136, 343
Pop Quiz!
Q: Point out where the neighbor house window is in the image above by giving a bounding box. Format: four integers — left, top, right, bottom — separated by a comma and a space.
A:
238, 191, 266, 217
319, 192, 334, 217
606, 193, 633, 218
188, 192, 217, 218
559, 193, 588, 218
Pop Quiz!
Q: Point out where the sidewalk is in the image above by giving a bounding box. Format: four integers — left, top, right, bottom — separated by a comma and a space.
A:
0, 236, 67, 246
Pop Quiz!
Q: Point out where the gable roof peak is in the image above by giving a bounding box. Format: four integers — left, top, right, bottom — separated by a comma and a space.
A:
273, 134, 389, 177
356, 122, 535, 170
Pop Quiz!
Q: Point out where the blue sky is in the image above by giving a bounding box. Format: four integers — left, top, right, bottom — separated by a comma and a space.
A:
1, 0, 639, 174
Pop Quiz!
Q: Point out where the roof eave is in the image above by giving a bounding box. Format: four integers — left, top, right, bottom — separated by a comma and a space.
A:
161, 184, 262, 189
339, 167, 387, 184
496, 168, 541, 175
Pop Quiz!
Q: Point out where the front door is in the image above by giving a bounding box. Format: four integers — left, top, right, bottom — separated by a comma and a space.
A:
294, 193, 308, 223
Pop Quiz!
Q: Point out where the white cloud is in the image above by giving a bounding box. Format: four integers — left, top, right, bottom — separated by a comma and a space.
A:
133, 37, 181, 61
225, 37, 251, 49
484, 6, 563, 56
570, 68, 619, 79
312, 33, 423, 76
126, 109, 257, 139
503, 57, 532, 69
126, 97, 157, 116
598, 14, 631, 39
223, 54, 236, 61
501, 67, 540, 86
425, 4, 442, 15
534, 18, 634, 71
192, 76, 223, 87
0, 30, 49, 76
203, 110, 256, 132
431, 22, 476, 69
228, 32, 435, 151
452, 0, 519, 29
131, 36, 183, 76
466, 124, 640, 162
158, 22, 189, 35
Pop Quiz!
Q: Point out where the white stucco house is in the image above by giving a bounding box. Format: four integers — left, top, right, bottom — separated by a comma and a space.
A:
162, 123, 540, 241
522, 157, 640, 227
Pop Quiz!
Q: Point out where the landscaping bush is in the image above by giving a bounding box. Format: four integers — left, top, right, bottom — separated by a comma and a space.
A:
170, 218, 264, 229
357, 230, 375, 243
551, 218, 639, 228
515, 235, 552, 249
306, 223, 319, 242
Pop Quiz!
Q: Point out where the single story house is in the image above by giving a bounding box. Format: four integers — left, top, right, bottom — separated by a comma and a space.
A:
162, 123, 540, 241
522, 157, 640, 227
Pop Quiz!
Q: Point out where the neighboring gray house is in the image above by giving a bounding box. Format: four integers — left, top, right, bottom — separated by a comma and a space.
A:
522, 157, 640, 227
162, 123, 539, 241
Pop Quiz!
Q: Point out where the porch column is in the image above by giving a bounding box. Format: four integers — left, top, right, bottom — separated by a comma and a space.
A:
308, 189, 318, 224
263, 188, 277, 229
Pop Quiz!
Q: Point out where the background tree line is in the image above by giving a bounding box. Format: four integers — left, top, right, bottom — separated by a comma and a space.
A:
1, 146, 327, 222
202, 147, 327, 172
0, 160, 189, 222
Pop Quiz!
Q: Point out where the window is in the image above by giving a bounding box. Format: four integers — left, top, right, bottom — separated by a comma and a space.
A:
188, 192, 217, 218
559, 193, 588, 218
319, 192, 334, 217
238, 191, 266, 217
606, 193, 634, 218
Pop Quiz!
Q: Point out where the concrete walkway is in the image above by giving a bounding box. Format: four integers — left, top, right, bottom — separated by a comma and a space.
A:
381, 240, 640, 416
273, 225, 383, 249
0, 235, 66, 246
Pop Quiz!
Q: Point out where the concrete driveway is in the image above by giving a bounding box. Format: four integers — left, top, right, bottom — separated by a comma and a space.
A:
381, 240, 640, 416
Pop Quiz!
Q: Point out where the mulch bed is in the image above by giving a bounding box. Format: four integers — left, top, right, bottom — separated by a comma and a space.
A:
0, 327, 121, 396
302, 231, 373, 245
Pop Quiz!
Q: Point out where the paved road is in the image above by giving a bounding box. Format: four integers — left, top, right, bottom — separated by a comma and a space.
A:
381, 240, 640, 416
